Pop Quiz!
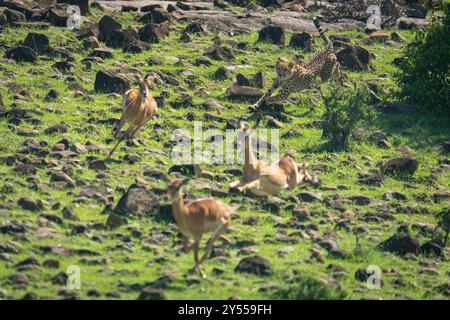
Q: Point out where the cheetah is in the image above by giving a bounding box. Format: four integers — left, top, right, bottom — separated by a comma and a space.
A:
250, 17, 347, 111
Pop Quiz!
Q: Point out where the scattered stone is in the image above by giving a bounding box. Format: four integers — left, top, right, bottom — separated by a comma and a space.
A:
297, 192, 322, 203
138, 22, 170, 43
87, 289, 101, 297
214, 66, 234, 80
84, 36, 99, 49
336, 45, 371, 71
406, 2, 427, 19
383, 157, 419, 175
251, 71, 267, 89
2, 8, 26, 24
23, 32, 50, 54
4, 45, 37, 62
227, 86, 263, 100
98, 15, 122, 41
383, 191, 408, 201
349, 195, 373, 205
289, 32, 313, 51
43, 259, 60, 268
205, 44, 234, 61
106, 28, 138, 49
355, 268, 371, 282
235, 256, 273, 276
398, 17, 428, 30
94, 70, 130, 94
420, 241, 443, 258
18, 197, 43, 211
44, 123, 68, 134
52, 271, 68, 285
88, 159, 107, 171
14, 163, 37, 175
258, 26, 285, 47
114, 184, 160, 216
391, 32, 405, 42
236, 73, 251, 86
106, 213, 127, 228
358, 170, 383, 185
89, 48, 114, 59
140, 8, 171, 24
185, 21, 206, 34
9, 273, 29, 285
378, 233, 420, 256
138, 287, 166, 300
40, 212, 63, 225
180, 31, 192, 43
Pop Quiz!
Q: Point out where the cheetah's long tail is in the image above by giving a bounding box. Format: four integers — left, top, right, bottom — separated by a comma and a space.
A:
313, 17, 330, 46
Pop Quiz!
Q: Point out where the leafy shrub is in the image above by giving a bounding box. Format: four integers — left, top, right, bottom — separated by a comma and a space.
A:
395, 4, 450, 114
321, 83, 374, 149
274, 276, 348, 300
434, 208, 450, 246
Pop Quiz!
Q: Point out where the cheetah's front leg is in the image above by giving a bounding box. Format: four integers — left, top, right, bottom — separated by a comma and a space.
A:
249, 86, 276, 112
264, 88, 291, 106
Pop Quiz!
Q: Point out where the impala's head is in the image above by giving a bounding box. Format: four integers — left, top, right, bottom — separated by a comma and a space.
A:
161, 174, 189, 202
137, 72, 163, 99
238, 117, 261, 134
238, 121, 251, 133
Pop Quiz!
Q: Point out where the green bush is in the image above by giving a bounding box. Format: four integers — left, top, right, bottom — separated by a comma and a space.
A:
395, 4, 450, 114
274, 276, 348, 300
322, 83, 374, 149
434, 208, 450, 246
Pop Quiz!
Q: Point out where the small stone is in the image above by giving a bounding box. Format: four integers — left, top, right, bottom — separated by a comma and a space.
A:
18, 197, 43, 211
297, 192, 322, 203
383, 191, 408, 201
106, 213, 127, 228
235, 256, 273, 276
89, 159, 107, 171
349, 195, 373, 205
138, 287, 166, 300
378, 233, 420, 256
43, 259, 60, 268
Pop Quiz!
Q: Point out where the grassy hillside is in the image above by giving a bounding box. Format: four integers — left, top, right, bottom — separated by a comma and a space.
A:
0, 8, 449, 300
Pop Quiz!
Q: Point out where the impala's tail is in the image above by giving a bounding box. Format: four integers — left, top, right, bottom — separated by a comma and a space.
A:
313, 17, 330, 46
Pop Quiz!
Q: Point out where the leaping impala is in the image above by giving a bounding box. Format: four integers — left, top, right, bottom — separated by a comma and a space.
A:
230, 120, 314, 196
161, 175, 232, 279
108, 72, 163, 158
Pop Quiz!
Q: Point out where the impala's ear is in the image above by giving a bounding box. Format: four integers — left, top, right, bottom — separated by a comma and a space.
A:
145, 72, 164, 85
239, 121, 251, 132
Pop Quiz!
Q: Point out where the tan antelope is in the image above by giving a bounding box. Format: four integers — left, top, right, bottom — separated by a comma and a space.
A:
229, 120, 303, 196
108, 72, 163, 157
162, 175, 232, 279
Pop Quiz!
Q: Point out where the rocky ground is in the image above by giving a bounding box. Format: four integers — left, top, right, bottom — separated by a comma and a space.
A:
0, 0, 449, 300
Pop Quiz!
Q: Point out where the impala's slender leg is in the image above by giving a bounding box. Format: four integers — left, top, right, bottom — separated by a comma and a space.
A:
237, 179, 260, 193
107, 126, 134, 158
229, 180, 242, 189
113, 115, 127, 139
182, 236, 193, 253
199, 220, 229, 264
129, 126, 142, 139
186, 236, 205, 278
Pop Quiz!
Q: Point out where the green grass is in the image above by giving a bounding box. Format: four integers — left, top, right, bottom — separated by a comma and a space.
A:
0, 8, 449, 300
